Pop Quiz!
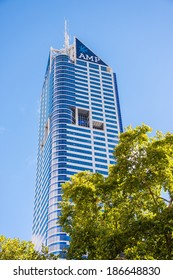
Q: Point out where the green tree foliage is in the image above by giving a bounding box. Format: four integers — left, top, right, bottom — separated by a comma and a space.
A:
0, 235, 58, 260
59, 124, 173, 259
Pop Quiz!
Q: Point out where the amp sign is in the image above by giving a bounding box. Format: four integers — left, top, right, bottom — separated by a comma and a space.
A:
75, 38, 107, 66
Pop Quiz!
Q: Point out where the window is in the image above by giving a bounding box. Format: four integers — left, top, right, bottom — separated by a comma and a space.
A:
67, 147, 92, 154
89, 63, 99, 69
92, 107, 103, 112
101, 66, 107, 71
78, 109, 90, 127
92, 116, 103, 122
93, 121, 104, 130
67, 136, 91, 144
70, 108, 90, 128
92, 112, 103, 117
67, 159, 92, 166
89, 69, 99, 74
95, 164, 108, 169
95, 152, 107, 157
66, 125, 90, 133
102, 72, 111, 77
76, 59, 87, 66
93, 130, 105, 136
75, 65, 87, 71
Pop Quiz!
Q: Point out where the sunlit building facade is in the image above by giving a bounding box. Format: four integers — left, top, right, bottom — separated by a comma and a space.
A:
32, 34, 123, 256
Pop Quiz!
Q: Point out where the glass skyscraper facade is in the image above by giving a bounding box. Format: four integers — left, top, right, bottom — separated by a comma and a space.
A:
32, 36, 123, 256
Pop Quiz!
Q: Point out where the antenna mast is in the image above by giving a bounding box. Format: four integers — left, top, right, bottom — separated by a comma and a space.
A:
64, 20, 69, 54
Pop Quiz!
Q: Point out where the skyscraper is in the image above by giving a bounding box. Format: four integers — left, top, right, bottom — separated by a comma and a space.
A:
32, 31, 123, 256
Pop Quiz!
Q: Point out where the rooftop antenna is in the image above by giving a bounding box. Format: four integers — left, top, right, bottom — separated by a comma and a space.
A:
64, 19, 69, 54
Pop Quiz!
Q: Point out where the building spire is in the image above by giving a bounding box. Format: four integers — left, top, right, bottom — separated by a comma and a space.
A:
64, 19, 69, 54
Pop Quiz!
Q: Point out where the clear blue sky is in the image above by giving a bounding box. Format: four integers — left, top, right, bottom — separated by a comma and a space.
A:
0, 0, 173, 241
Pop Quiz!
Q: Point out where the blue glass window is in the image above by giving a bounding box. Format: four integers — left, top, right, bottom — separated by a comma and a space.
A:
91, 97, 102, 103
66, 125, 90, 133
108, 144, 117, 148
55, 78, 75, 84
89, 69, 99, 74
67, 136, 91, 144
101, 66, 107, 71
95, 158, 107, 163
92, 107, 103, 112
94, 147, 106, 152
95, 164, 108, 169
57, 169, 66, 174
89, 63, 99, 69
104, 95, 114, 100
94, 152, 107, 157
106, 120, 117, 125
107, 129, 118, 133
103, 88, 113, 93
67, 131, 91, 138
102, 80, 112, 85
109, 154, 114, 159
107, 133, 118, 138
67, 142, 91, 149
76, 84, 88, 90
56, 69, 74, 75
92, 102, 102, 107
75, 89, 88, 95
92, 116, 103, 121
67, 165, 93, 171
101, 72, 111, 77
90, 77, 100, 82
90, 85, 101, 90
91, 89, 101, 95
75, 65, 87, 71
108, 139, 119, 144
76, 104, 89, 109
94, 141, 105, 146
58, 175, 67, 181
105, 110, 116, 115
106, 121, 118, 129
75, 80, 88, 86
67, 153, 92, 160
93, 130, 105, 136
55, 73, 74, 80
75, 73, 87, 79
76, 60, 87, 66
103, 84, 113, 89
67, 159, 92, 166
76, 77, 88, 82
103, 92, 114, 98
105, 102, 115, 110
92, 112, 103, 117
76, 95, 89, 100
54, 157, 66, 162
54, 151, 67, 156
67, 147, 92, 154
53, 145, 66, 150
94, 136, 105, 141
75, 69, 87, 75
90, 81, 100, 87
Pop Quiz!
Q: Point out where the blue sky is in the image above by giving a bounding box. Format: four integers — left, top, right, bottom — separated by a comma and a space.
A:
0, 0, 173, 241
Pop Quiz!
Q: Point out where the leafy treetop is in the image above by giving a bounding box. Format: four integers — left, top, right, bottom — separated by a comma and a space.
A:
59, 124, 173, 260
